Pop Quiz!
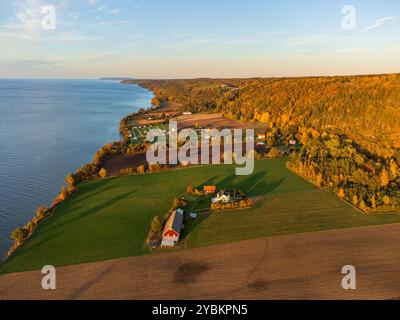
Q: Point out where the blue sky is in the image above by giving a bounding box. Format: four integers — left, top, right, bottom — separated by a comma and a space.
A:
0, 0, 399, 78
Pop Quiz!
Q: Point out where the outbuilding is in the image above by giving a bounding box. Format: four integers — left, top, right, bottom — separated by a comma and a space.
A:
204, 186, 217, 194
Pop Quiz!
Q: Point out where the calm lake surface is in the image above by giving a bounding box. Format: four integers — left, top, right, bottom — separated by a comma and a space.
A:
0, 79, 153, 258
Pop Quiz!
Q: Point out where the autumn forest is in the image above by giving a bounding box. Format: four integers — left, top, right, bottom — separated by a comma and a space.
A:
126, 74, 400, 213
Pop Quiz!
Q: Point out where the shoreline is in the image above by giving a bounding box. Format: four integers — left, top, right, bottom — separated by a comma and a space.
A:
1, 81, 156, 260
5, 75, 399, 265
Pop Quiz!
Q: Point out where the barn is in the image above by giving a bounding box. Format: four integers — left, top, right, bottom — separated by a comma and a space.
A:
161, 209, 184, 247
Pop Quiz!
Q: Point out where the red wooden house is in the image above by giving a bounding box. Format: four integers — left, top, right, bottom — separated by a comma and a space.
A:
161, 209, 184, 247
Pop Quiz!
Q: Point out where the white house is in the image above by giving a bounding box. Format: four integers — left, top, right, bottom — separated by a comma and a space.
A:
212, 191, 231, 203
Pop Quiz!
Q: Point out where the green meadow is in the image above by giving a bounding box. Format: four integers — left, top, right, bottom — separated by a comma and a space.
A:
2, 159, 400, 274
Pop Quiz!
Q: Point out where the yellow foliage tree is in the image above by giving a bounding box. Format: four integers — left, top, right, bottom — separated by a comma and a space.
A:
371, 195, 376, 210
380, 169, 390, 187
315, 173, 323, 187
383, 195, 391, 205
137, 165, 146, 174
59, 187, 69, 202
390, 160, 398, 179
359, 200, 367, 212
99, 168, 107, 178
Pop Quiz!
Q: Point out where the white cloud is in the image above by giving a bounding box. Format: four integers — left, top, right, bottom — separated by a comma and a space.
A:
0, 0, 103, 43
166, 35, 217, 49
363, 16, 398, 32
51, 32, 101, 42
283, 34, 335, 46
96, 6, 122, 15
0, 58, 64, 72
88, 20, 135, 30
12, 0, 46, 32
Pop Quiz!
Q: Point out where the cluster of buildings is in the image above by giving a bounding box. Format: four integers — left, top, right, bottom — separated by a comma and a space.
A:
160, 185, 238, 248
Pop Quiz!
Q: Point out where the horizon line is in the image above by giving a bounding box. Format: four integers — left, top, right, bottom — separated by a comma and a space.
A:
0, 71, 399, 81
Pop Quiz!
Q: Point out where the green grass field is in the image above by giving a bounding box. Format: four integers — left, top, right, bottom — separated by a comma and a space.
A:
2, 159, 400, 274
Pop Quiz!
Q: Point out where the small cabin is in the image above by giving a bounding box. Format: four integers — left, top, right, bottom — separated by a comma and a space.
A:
161, 209, 184, 247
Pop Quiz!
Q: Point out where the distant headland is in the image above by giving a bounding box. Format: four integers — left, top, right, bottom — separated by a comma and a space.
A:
99, 77, 136, 81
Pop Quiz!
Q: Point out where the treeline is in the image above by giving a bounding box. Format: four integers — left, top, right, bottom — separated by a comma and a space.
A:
124, 78, 240, 113
128, 74, 400, 160
286, 133, 400, 213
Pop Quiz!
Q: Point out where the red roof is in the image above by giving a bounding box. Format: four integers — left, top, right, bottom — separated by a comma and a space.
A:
204, 186, 216, 193
163, 210, 183, 237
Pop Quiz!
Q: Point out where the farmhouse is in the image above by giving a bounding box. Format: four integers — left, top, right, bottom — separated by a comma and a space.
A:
161, 209, 184, 247
212, 191, 231, 203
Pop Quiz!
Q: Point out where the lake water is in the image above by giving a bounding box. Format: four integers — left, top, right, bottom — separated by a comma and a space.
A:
0, 79, 153, 258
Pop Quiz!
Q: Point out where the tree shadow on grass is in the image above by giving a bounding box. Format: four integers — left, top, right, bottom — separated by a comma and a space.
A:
180, 213, 209, 243
195, 175, 219, 189
51, 189, 138, 231
234, 171, 268, 195
0, 231, 63, 274
229, 169, 285, 197
217, 174, 238, 189
252, 178, 285, 197
69, 178, 118, 207
180, 172, 285, 246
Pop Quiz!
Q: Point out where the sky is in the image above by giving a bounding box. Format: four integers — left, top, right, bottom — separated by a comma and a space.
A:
0, 0, 399, 78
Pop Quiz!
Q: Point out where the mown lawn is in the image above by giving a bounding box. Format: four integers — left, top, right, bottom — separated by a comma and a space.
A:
182, 190, 400, 248
1, 159, 400, 274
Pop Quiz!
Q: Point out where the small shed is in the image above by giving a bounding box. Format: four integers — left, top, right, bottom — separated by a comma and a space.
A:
204, 186, 216, 194
189, 212, 198, 219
